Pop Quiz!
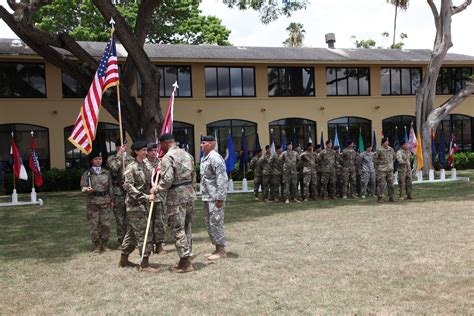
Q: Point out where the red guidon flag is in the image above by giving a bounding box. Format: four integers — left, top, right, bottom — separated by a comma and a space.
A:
68, 37, 119, 154
11, 138, 28, 181
29, 136, 43, 187
158, 82, 178, 158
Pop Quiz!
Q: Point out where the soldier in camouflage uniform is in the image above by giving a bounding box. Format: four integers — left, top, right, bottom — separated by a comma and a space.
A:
282, 143, 300, 203
200, 135, 229, 261
144, 142, 167, 255
249, 149, 263, 200
318, 140, 337, 199
107, 140, 132, 248
314, 144, 322, 198
300, 143, 317, 201
119, 140, 157, 272
294, 144, 304, 199
341, 140, 358, 199
375, 137, 396, 203
270, 145, 283, 201
359, 144, 376, 198
155, 133, 196, 273
396, 140, 414, 200
261, 145, 274, 202
80, 152, 113, 253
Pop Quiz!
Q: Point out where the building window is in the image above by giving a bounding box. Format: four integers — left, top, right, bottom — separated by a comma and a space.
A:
206, 119, 257, 157
64, 123, 120, 169
436, 67, 472, 95
326, 67, 370, 96
328, 117, 371, 150
382, 115, 416, 144
205, 67, 255, 97
268, 67, 314, 97
138, 65, 192, 98
0, 62, 46, 98
381, 68, 422, 95
62, 72, 88, 98
269, 118, 316, 147
439, 114, 473, 152
173, 121, 195, 156
0, 124, 50, 172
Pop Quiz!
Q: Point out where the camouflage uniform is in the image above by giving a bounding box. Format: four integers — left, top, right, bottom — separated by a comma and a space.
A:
270, 152, 284, 201
335, 155, 343, 198
317, 148, 337, 198
396, 148, 413, 198
341, 148, 358, 197
261, 151, 274, 200
121, 160, 154, 258
282, 149, 299, 200
375, 146, 396, 199
156, 146, 196, 258
80, 168, 113, 245
107, 152, 133, 244
296, 154, 304, 199
200, 150, 228, 246
359, 150, 376, 197
300, 150, 317, 199
144, 157, 167, 247
249, 155, 263, 198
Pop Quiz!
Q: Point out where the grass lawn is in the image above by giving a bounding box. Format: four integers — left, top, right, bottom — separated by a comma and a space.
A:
1, 171, 473, 314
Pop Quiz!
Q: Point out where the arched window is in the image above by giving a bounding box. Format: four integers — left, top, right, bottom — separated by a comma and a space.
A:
206, 119, 257, 157
439, 114, 473, 152
173, 121, 195, 156
382, 115, 416, 144
64, 122, 120, 169
269, 118, 316, 148
328, 117, 371, 150
0, 123, 50, 172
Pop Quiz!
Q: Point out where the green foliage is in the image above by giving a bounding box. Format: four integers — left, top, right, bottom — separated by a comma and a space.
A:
351, 32, 407, 49
4, 168, 85, 194
283, 22, 305, 47
452, 152, 474, 170
226, 0, 308, 24
33, 0, 231, 45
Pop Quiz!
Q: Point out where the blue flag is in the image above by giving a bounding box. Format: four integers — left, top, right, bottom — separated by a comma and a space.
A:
291, 128, 297, 146
404, 126, 409, 143
372, 130, 377, 152
333, 129, 340, 148
199, 133, 204, 161
281, 131, 287, 151
225, 132, 236, 173
393, 127, 400, 171
320, 131, 325, 150
254, 132, 261, 154
239, 129, 249, 177
270, 131, 276, 154
438, 130, 447, 167
431, 129, 437, 168
345, 127, 350, 148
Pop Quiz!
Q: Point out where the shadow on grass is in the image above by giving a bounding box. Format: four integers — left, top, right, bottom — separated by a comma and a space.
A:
0, 172, 472, 262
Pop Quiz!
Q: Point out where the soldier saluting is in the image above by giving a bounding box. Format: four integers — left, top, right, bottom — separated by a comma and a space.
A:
80, 151, 113, 253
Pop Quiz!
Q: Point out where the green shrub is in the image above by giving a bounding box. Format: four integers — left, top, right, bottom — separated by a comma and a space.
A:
452, 152, 474, 170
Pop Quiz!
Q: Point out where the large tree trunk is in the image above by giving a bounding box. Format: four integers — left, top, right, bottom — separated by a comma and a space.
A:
415, 0, 472, 174
0, 0, 164, 142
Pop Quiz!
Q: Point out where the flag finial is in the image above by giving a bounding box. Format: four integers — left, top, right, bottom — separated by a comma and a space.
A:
109, 18, 116, 26
172, 81, 179, 89
11, 131, 14, 137
30, 131, 34, 137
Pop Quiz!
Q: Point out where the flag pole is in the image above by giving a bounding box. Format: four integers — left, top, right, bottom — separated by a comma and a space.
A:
11, 132, 15, 191
31, 131, 35, 190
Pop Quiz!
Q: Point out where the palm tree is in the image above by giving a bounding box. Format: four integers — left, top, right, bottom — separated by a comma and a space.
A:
386, 0, 409, 48
283, 22, 305, 48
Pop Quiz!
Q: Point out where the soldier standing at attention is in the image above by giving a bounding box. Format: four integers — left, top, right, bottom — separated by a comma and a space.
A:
295, 144, 304, 199
107, 140, 132, 248
144, 143, 167, 255
249, 149, 263, 201
200, 135, 229, 261
282, 143, 300, 203
318, 140, 337, 199
119, 140, 157, 272
80, 151, 113, 253
375, 137, 396, 203
359, 144, 376, 198
341, 140, 358, 199
396, 140, 414, 200
270, 145, 284, 201
314, 144, 322, 198
300, 143, 317, 201
261, 145, 274, 202
154, 133, 196, 273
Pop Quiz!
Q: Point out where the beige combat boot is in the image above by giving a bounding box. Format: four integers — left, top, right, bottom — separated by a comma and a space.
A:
172, 257, 194, 273
93, 242, 101, 253
118, 254, 139, 268
207, 245, 226, 261
139, 256, 159, 273
101, 242, 111, 252
155, 242, 166, 255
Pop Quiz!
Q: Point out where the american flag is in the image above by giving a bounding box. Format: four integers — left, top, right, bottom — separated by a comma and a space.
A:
68, 37, 119, 154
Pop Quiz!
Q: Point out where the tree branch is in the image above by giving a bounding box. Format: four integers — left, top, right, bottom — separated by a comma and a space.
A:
452, 0, 472, 14
427, 0, 440, 29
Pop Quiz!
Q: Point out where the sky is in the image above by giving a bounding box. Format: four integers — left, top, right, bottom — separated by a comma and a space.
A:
0, 0, 473, 55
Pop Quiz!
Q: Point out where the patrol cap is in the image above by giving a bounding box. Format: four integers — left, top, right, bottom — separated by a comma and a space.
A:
381, 137, 388, 144
294, 143, 301, 148
115, 138, 127, 147
147, 143, 158, 150
131, 140, 148, 151
255, 148, 263, 154
325, 140, 332, 145
366, 143, 373, 148
202, 135, 216, 142
159, 133, 175, 141
276, 144, 282, 150
314, 144, 321, 149
346, 140, 354, 146
265, 145, 270, 150
333, 145, 340, 151
88, 150, 102, 161
400, 140, 406, 146
306, 143, 313, 148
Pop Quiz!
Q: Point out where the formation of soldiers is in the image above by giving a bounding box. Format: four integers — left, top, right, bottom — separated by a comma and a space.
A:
80, 133, 228, 274
250, 138, 414, 203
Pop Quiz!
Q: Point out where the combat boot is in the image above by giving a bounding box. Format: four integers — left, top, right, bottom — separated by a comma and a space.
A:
389, 197, 396, 202
293, 198, 300, 203
101, 242, 111, 252
172, 257, 194, 273
155, 242, 166, 255
118, 254, 139, 268
285, 199, 290, 204
204, 245, 218, 258
399, 194, 404, 200
93, 242, 101, 253
377, 196, 383, 203
208, 245, 226, 261
407, 194, 414, 200
139, 256, 159, 273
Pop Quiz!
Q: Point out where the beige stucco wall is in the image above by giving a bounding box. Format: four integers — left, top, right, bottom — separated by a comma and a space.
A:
1, 59, 473, 169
